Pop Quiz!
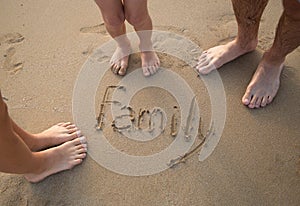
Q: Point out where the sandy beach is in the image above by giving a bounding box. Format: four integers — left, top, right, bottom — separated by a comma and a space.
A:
0, 0, 299, 205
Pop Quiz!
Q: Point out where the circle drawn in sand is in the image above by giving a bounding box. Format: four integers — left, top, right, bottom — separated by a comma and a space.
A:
73, 30, 226, 176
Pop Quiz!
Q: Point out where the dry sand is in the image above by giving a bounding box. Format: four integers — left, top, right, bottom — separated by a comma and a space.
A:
0, 0, 299, 205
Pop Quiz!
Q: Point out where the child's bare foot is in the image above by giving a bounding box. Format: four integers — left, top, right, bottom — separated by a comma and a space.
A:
110, 43, 132, 76
196, 39, 257, 74
25, 136, 87, 183
31, 122, 81, 151
141, 51, 160, 77
242, 54, 284, 109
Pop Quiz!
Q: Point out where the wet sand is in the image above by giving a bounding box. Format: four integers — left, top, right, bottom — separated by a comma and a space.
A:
0, 0, 299, 205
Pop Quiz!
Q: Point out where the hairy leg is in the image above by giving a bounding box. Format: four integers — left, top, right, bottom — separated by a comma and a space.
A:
242, 0, 300, 108
197, 0, 269, 74
95, 0, 131, 76
124, 0, 160, 76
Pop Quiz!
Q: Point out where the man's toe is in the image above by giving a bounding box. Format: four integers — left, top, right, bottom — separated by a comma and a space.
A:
255, 97, 263, 108
248, 95, 258, 109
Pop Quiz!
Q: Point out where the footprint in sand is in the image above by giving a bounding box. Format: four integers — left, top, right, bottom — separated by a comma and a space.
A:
80, 23, 108, 55
206, 13, 237, 44
0, 33, 25, 45
0, 33, 25, 74
155, 25, 200, 44
2, 47, 23, 74
82, 44, 96, 56
80, 23, 108, 35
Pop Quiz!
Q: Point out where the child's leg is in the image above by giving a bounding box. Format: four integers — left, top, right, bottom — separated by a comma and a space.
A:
95, 0, 131, 76
12, 120, 81, 151
124, 0, 160, 76
0, 91, 87, 183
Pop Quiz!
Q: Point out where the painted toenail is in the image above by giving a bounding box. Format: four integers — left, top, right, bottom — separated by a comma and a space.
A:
79, 136, 86, 144
76, 130, 82, 137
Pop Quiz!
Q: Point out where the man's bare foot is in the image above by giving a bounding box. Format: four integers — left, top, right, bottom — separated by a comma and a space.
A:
242, 55, 284, 109
31, 122, 81, 151
110, 43, 132, 76
196, 39, 257, 74
141, 51, 160, 77
25, 136, 87, 183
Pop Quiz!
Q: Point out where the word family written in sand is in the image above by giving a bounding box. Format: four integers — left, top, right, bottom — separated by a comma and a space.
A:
95, 85, 215, 166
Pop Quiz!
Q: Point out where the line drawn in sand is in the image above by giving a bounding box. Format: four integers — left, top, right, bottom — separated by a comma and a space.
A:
168, 119, 215, 168
170, 106, 179, 137
96, 85, 125, 130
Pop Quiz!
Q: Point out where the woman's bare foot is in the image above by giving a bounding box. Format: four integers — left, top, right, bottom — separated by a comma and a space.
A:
110, 42, 132, 76
196, 39, 257, 74
30, 122, 81, 151
25, 136, 87, 183
141, 51, 160, 77
242, 54, 284, 109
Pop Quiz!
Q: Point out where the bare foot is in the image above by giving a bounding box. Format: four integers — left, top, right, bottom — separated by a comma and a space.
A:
31, 122, 81, 151
25, 136, 87, 183
196, 39, 257, 74
110, 43, 131, 76
242, 56, 284, 109
141, 51, 160, 77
